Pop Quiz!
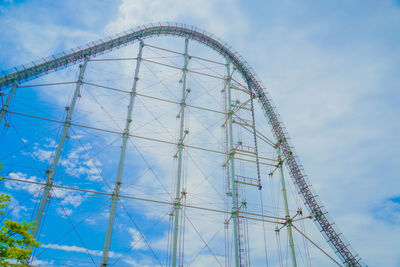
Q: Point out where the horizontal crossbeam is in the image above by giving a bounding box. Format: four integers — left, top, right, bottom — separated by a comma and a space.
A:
2, 176, 286, 222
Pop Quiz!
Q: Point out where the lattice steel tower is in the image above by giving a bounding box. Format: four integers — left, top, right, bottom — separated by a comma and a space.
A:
0, 23, 364, 266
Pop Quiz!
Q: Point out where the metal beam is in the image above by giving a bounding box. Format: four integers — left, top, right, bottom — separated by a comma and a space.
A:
249, 85, 262, 188
226, 59, 240, 267
100, 41, 144, 267
171, 37, 190, 267
277, 145, 297, 267
32, 57, 88, 242
0, 81, 18, 125
3, 176, 288, 223
82, 81, 226, 114
5, 109, 276, 160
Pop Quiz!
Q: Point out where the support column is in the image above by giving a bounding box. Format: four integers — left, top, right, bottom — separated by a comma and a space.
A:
0, 81, 18, 125
101, 41, 144, 267
226, 60, 240, 267
249, 84, 261, 188
171, 37, 190, 267
277, 144, 297, 267
32, 57, 89, 240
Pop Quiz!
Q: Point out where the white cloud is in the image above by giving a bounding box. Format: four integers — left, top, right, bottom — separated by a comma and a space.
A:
51, 187, 86, 217
56, 207, 73, 218
59, 145, 103, 182
122, 256, 162, 267
30, 257, 55, 267
5, 171, 86, 217
128, 227, 147, 250
0, 193, 28, 219
105, 0, 248, 38
26, 139, 103, 182
84, 218, 96, 225
6, 172, 40, 195
32, 149, 53, 163
70, 135, 83, 140
41, 243, 123, 258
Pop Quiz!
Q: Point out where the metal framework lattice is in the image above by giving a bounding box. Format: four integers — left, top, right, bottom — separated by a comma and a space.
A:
0, 22, 363, 266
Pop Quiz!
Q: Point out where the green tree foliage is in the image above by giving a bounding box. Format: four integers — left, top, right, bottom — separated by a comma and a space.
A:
0, 166, 39, 266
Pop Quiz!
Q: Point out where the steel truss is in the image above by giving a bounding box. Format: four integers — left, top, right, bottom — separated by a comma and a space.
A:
0, 22, 363, 266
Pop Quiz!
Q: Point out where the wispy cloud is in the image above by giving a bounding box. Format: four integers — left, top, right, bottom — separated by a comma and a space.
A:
5, 171, 86, 217
59, 144, 103, 182
128, 227, 147, 250
41, 243, 123, 258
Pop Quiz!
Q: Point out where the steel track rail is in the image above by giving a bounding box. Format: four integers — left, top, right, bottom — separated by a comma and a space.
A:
0, 22, 363, 266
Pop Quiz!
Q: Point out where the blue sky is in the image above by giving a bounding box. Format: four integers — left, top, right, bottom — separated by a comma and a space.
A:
0, 0, 400, 266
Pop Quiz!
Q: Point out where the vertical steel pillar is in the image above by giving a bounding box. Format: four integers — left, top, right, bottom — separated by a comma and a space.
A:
171, 37, 190, 267
32, 57, 89, 239
226, 59, 240, 267
248, 84, 261, 187
277, 144, 297, 267
101, 41, 144, 267
0, 81, 18, 124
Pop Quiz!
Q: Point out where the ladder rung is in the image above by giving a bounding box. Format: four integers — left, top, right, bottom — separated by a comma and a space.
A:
235, 180, 261, 187
236, 175, 258, 183
235, 148, 257, 155
231, 85, 251, 94
231, 104, 253, 111
232, 120, 254, 128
